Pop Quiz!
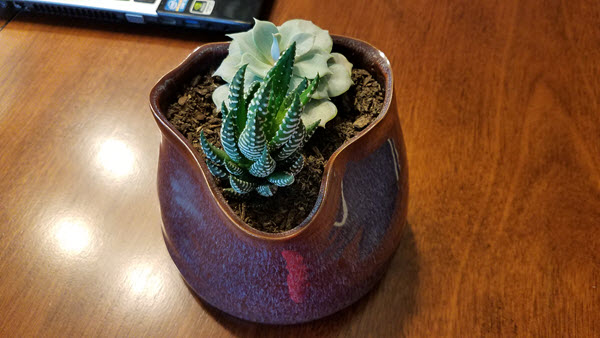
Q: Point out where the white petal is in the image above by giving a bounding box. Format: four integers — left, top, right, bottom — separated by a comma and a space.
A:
240, 53, 272, 78
313, 29, 333, 53
278, 19, 332, 53
325, 53, 353, 97
213, 53, 242, 83
312, 81, 329, 100
288, 76, 304, 95
243, 72, 262, 89
284, 32, 315, 57
252, 19, 279, 63
329, 53, 352, 74
293, 51, 332, 78
228, 39, 242, 56
212, 85, 230, 111
301, 99, 337, 128
227, 28, 268, 65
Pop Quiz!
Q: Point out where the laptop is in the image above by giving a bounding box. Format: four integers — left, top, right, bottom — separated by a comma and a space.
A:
4, 0, 265, 32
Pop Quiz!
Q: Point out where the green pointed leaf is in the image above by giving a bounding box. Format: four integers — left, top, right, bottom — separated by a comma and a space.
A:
238, 124, 266, 162
199, 131, 229, 165
270, 78, 308, 136
228, 65, 247, 123
249, 147, 276, 178
267, 172, 295, 187
264, 41, 296, 86
264, 42, 296, 124
205, 160, 227, 178
223, 187, 244, 197
283, 78, 308, 110
256, 184, 276, 197
247, 79, 271, 121
220, 103, 243, 162
300, 74, 320, 105
240, 81, 260, 134
269, 93, 302, 149
274, 123, 305, 161
304, 119, 320, 142
238, 81, 269, 161
224, 160, 245, 176
283, 152, 304, 176
229, 175, 257, 194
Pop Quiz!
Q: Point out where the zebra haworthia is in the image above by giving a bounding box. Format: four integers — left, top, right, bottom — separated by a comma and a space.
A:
198, 42, 320, 197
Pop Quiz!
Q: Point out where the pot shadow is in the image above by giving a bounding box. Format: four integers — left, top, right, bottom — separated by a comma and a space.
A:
187, 222, 419, 336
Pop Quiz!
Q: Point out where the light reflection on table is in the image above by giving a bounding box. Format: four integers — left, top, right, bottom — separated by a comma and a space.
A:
96, 138, 137, 180
126, 262, 165, 297
53, 216, 93, 256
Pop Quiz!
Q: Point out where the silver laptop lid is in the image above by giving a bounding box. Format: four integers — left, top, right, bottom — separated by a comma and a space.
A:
8, 0, 264, 31
15, 0, 160, 16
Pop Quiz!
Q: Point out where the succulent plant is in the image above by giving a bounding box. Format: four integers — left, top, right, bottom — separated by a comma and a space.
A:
212, 19, 353, 129
200, 42, 320, 197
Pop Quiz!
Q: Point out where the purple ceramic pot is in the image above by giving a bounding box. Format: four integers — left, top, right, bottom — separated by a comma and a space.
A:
150, 36, 408, 324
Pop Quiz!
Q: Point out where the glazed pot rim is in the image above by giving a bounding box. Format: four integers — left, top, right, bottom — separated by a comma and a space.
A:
150, 35, 394, 241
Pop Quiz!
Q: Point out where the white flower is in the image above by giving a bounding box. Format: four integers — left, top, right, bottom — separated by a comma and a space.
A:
213, 19, 353, 128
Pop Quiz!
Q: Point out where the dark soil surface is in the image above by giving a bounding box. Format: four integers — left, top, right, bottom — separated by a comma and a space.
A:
166, 68, 384, 233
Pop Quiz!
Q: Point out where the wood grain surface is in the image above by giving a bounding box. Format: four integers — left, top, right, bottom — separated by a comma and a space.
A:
0, 1, 599, 336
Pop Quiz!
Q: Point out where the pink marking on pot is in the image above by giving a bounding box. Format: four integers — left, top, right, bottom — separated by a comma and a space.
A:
281, 250, 309, 304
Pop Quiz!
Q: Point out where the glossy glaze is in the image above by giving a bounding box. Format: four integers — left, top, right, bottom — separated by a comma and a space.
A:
150, 36, 409, 324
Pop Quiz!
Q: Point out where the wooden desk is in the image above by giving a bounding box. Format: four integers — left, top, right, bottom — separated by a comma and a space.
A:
1, 1, 599, 336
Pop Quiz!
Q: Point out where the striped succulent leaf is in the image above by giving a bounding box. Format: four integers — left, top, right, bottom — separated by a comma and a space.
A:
299, 74, 320, 105
304, 119, 320, 142
283, 152, 304, 176
238, 78, 271, 161
236, 81, 260, 135
256, 184, 276, 197
267, 172, 295, 187
264, 42, 296, 126
199, 43, 321, 197
249, 147, 276, 178
224, 160, 245, 176
269, 75, 318, 137
200, 131, 229, 165
205, 159, 227, 178
229, 175, 258, 194
228, 65, 246, 116
241, 81, 261, 133
220, 103, 243, 162
246, 77, 271, 122
275, 78, 307, 122
269, 94, 302, 149
274, 123, 306, 161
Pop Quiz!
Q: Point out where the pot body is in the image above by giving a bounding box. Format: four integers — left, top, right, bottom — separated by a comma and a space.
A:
150, 36, 408, 324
